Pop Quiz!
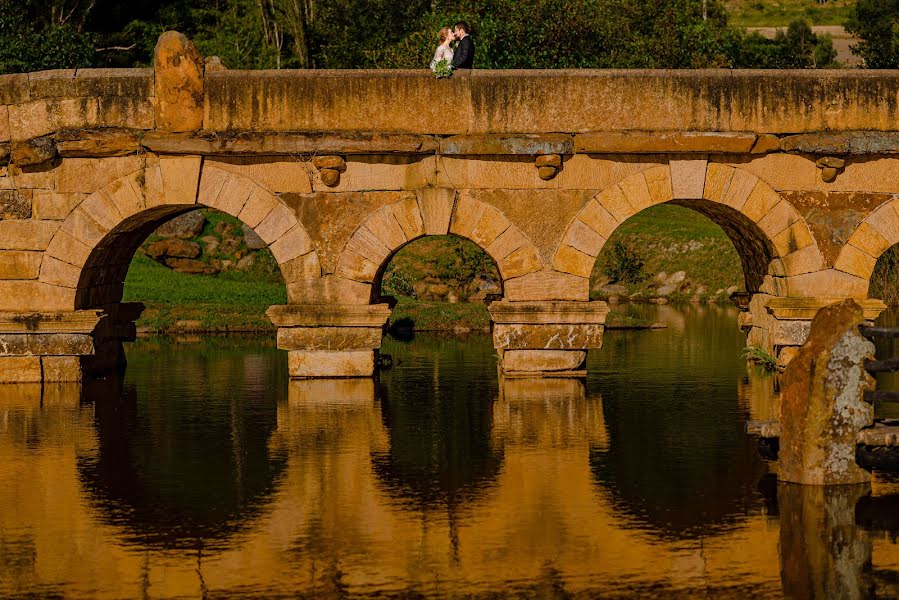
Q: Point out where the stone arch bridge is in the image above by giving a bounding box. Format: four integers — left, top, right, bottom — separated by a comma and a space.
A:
1, 31, 898, 382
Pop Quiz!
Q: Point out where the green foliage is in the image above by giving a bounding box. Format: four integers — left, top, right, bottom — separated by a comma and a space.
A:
741, 345, 780, 372
736, 20, 838, 67
434, 58, 453, 78
601, 241, 646, 285
0, 1, 96, 73
846, 0, 899, 68
869, 245, 899, 305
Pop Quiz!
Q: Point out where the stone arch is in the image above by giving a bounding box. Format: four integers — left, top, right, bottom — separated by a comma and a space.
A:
39, 155, 320, 310
334, 188, 544, 292
551, 161, 822, 293
834, 198, 899, 284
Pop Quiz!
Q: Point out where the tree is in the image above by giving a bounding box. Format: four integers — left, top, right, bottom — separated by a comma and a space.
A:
0, 0, 96, 73
735, 20, 838, 68
846, 0, 899, 68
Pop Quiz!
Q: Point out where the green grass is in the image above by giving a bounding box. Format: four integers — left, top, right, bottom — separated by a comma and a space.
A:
123, 253, 286, 332
591, 204, 744, 301
388, 298, 492, 331
725, 0, 853, 27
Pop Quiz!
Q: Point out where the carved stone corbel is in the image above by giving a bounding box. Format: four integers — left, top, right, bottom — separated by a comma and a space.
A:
313, 155, 347, 187
816, 157, 845, 183
535, 153, 562, 180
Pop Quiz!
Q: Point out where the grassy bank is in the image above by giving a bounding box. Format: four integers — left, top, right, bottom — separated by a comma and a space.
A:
725, 0, 852, 27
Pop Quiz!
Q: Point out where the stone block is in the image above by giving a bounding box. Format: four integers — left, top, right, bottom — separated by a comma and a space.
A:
277, 327, 384, 351
286, 276, 373, 305
365, 205, 407, 251
493, 323, 604, 350
0, 333, 93, 355
834, 244, 877, 278
782, 244, 825, 278
786, 269, 869, 299
0, 219, 60, 250
39, 255, 82, 288
269, 225, 313, 264
847, 222, 892, 260
703, 163, 735, 203
344, 226, 391, 267
279, 251, 321, 282
45, 229, 91, 267
504, 270, 589, 301
498, 245, 543, 280
470, 205, 510, 248
336, 250, 379, 282
578, 199, 619, 239
0, 105, 8, 143
596, 185, 632, 222
552, 245, 595, 277
0, 309, 103, 333
268, 304, 391, 327
56, 156, 141, 194
0, 251, 41, 279
564, 219, 605, 257
415, 188, 456, 235
254, 202, 295, 244
488, 300, 608, 324
60, 207, 107, 248
619, 171, 653, 212
154, 31, 204, 132
574, 131, 756, 154
0, 356, 42, 383
772, 222, 814, 257
0, 281, 76, 311
487, 227, 528, 262
31, 191, 84, 220
54, 128, 142, 157
159, 154, 202, 206
757, 201, 795, 240
503, 350, 587, 372
79, 191, 123, 231
670, 159, 707, 199
206, 157, 314, 194
390, 196, 425, 240
771, 320, 811, 347
721, 168, 759, 211
0, 189, 31, 219
42, 355, 82, 382
449, 193, 486, 239
288, 350, 375, 378
742, 182, 782, 222
643, 165, 673, 204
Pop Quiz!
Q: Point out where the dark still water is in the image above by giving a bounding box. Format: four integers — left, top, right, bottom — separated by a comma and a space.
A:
4, 305, 899, 598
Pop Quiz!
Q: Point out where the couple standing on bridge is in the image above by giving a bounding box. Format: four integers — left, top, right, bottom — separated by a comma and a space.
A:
430, 21, 475, 72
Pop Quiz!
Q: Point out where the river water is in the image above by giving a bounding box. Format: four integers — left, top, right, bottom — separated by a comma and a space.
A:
3, 304, 899, 598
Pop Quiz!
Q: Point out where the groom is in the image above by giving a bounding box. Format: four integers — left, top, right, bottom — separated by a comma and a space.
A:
451, 21, 474, 69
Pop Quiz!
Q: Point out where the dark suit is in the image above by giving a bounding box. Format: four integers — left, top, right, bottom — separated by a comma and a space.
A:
452, 36, 474, 69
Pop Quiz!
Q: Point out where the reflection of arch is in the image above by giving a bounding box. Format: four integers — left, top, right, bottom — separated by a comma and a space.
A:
553, 162, 821, 292
76, 343, 286, 550
835, 198, 899, 282
39, 157, 320, 310
334, 189, 543, 288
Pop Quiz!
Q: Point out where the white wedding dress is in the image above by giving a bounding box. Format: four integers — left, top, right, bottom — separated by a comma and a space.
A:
430, 45, 454, 71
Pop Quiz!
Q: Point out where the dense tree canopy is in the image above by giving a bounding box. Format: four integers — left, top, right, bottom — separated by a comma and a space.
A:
846, 0, 899, 68
0, 0, 848, 73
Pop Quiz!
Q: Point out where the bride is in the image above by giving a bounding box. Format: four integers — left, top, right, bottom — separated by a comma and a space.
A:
430, 27, 454, 71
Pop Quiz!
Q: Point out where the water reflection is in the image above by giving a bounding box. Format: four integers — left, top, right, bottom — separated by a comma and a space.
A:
8, 309, 899, 597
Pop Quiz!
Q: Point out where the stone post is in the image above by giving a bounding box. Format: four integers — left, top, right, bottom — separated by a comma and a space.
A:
778, 299, 876, 486
778, 483, 872, 599
487, 300, 609, 378
153, 31, 205, 132
267, 304, 391, 378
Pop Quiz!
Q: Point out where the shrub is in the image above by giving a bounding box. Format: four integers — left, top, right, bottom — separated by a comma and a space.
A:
601, 241, 645, 284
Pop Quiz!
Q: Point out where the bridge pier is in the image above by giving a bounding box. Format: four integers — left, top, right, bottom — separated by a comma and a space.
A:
267, 304, 392, 378
0, 303, 142, 383
488, 300, 609, 378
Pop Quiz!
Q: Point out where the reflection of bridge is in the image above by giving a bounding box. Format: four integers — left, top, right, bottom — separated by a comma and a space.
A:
2, 32, 899, 384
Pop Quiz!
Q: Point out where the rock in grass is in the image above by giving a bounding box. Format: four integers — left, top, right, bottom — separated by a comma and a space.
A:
155, 210, 205, 238
147, 239, 201, 259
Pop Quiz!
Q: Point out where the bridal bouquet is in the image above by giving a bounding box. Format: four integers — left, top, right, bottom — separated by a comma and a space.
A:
434, 58, 453, 79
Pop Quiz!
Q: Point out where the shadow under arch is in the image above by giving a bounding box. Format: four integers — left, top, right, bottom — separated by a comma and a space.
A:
75, 338, 288, 551
555, 163, 821, 293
